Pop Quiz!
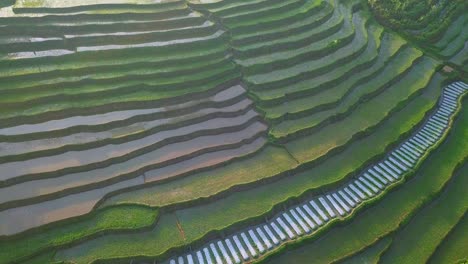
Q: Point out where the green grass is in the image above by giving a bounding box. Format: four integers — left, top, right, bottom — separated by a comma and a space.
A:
100, 145, 298, 208
429, 213, 468, 264
380, 161, 468, 263
0, 205, 158, 263
262, 101, 468, 264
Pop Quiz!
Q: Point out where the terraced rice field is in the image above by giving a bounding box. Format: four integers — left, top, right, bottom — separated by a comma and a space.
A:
0, 0, 466, 263
369, 0, 468, 71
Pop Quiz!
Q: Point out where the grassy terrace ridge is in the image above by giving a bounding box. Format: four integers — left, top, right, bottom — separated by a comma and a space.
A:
262, 101, 468, 264
0, 4, 237, 124
230, 1, 333, 58
259, 21, 385, 120
100, 145, 298, 208
238, 4, 359, 76
0, 115, 268, 234
270, 45, 423, 140
13, 0, 183, 9
0, 205, 158, 263
230, 1, 332, 47
53, 72, 445, 263
0, 101, 253, 163
379, 161, 468, 263
0, 51, 227, 103
216, 0, 321, 31
0, 111, 266, 210
0, 38, 226, 80
285, 56, 437, 161
429, 213, 468, 264
0, 62, 240, 120
252, 27, 406, 105
247, 11, 372, 105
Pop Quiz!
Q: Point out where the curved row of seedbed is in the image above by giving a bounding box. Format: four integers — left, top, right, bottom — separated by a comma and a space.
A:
163, 82, 467, 264
0, 0, 268, 236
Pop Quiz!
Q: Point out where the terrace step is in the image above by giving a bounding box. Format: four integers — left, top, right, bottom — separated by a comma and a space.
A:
0, 135, 267, 237
12, 0, 188, 17
232, 1, 341, 58
0, 104, 263, 183
231, 1, 332, 46
0, 35, 227, 79
271, 47, 423, 140
0, 64, 239, 124
0, 20, 218, 54
260, 20, 384, 121
0, 53, 230, 105
253, 30, 405, 106
0, 84, 246, 150
238, 5, 359, 75
220, 0, 307, 28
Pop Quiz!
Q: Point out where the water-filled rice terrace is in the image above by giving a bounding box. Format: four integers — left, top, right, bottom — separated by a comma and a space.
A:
0, 0, 466, 263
